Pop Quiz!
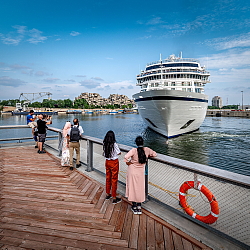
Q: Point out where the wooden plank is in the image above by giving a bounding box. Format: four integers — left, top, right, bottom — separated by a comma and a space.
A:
137, 213, 147, 250
115, 202, 128, 232
1, 217, 118, 238
143, 209, 210, 249
91, 186, 104, 205
147, 216, 156, 250
109, 200, 122, 226
1, 229, 129, 248
182, 238, 195, 250
94, 189, 106, 209
0, 203, 104, 218
155, 221, 165, 250
163, 226, 174, 250
104, 200, 115, 220
121, 204, 133, 241
129, 213, 140, 249
172, 231, 184, 250
84, 182, 96, 197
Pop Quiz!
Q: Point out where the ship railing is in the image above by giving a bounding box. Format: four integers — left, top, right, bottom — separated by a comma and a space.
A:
0, 125, 249, 249
138, 69, 210, 78
147, 58, 199, 66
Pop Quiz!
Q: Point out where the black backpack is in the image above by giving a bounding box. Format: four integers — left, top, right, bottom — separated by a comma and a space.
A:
70, 126, 80, 142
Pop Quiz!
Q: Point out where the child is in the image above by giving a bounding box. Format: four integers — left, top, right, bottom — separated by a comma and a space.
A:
124, 136, 157, 214
103, 130, 121, 204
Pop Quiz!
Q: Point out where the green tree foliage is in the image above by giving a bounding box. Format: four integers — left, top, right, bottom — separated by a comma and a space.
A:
0, 99, 20, 106
221, 105, 239, 109
73, 98, 89, 109
0, 98, 133, 109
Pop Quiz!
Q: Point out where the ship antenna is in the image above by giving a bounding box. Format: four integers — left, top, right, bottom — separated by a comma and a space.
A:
180, 51, 182, 59
160, 53, 162, 62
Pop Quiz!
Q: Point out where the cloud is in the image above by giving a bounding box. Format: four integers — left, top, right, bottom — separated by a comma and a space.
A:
0, 25, 47, 45
43, 78, 60, 83
0, 76, 26, 87
75, 75, 86, 77
205, 32, 250, 50
9, 64, 30, 70
146, 16, 164, 25
70, 31, 81, 36
27, 28, 47, 44
91, 77, 104, 81
79, 79, 101, 89
65, 79, 76, 82
199, 49, 250, 69
35, 71, 51, 77
127, 85, 133, 89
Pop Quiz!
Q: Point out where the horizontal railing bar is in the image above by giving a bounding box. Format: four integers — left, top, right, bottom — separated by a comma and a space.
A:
0, 135, 58, 142
0, 125, 30, 129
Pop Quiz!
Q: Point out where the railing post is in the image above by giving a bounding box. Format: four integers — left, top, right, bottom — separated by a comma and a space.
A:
87, 139, 93, 172
144, 161, 149, 202
58, 132, 63, 157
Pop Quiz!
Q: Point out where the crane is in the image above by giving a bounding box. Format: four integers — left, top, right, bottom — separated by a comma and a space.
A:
15, 92, 52, 111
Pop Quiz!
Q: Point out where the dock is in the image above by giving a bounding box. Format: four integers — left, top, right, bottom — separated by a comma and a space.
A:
0, 145, 211, 249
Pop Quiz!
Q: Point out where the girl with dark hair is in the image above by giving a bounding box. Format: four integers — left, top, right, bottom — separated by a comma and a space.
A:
124, 136, 157, 214
103, 130, 121, 204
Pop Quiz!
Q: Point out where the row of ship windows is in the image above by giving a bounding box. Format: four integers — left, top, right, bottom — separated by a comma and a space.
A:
141, 87, 202, 93
138, 74, 209, 83
139, 69, 207, 76
141, 82, 204, 88
140, 82, 204, 88
146, 63, 198, 71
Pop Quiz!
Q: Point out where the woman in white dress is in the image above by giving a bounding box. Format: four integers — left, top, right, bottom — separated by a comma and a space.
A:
61, 121, 72, 166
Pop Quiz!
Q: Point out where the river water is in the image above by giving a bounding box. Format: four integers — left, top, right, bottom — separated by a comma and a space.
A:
0, 113, 249, 176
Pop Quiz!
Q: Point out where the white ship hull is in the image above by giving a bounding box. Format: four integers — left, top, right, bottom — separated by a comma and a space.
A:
133, 89, 208, 138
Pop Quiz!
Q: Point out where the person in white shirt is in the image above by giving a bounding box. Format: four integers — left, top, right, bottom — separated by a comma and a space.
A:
103, 130, 121, 204
67, 118, 84, 170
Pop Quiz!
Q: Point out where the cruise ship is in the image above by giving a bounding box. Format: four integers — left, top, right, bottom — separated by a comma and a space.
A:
133, 54, 210, 138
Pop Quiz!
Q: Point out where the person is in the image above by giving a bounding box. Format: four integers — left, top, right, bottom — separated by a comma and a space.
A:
103, 130, 122, 204
26, 110, 38, 148
37, 114, 52, 154
61, 121, 72, 166
67, 118, 84, 170
124, 136, 157, 215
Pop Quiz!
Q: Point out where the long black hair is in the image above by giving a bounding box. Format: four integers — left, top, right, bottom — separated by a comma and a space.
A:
103, 130, 116, 158
135, 136, 147, 164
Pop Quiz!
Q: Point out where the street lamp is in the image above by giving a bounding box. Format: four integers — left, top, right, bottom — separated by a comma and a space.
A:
241, 91, 244, 110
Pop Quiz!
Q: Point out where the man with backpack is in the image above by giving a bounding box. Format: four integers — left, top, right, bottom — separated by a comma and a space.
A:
67, 118, 84, 170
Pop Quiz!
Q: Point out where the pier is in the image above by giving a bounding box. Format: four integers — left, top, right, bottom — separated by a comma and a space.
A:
0, 125, 249, 250
1, 145, 209, 249
206, 109, 250, 117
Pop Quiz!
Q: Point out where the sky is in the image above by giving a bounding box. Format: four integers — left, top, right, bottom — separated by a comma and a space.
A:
0, 0, 250, 106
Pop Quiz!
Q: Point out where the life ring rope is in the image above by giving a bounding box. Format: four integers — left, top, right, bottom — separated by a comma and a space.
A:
179, 181, 220, 224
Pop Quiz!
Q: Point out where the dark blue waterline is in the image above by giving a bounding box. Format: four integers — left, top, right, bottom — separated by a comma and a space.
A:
134, 95, 208, 103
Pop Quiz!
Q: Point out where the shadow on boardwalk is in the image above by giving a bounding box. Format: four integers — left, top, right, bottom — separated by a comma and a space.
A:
0, 146, 211, 249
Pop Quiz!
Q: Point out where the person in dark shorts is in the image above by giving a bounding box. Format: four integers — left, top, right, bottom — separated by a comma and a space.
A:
37, 114, 52, 154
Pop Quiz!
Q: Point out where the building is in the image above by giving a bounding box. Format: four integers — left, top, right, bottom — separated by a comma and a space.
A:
212, 96, 223, 108
75, 92, 134, 107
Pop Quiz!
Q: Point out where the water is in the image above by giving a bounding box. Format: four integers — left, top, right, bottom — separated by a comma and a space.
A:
0, 113, 249, 176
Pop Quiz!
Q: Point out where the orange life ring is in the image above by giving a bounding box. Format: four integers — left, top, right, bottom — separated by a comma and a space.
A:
179, 181, 220, 224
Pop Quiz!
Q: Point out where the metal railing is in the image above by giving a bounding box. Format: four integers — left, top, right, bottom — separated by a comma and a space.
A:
1, 125, 250, 249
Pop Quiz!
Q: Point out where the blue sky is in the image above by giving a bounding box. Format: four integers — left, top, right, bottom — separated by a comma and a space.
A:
0, 0, 249, 106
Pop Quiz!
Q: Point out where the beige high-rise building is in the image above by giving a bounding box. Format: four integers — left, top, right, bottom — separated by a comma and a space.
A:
212, 96, 223, 108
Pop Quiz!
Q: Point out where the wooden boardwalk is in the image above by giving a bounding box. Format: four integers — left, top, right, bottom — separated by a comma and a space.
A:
0, 146, 211, 249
